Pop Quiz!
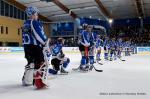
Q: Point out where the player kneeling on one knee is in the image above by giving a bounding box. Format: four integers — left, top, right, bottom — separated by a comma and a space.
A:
22, 6, 50, 89
49, 38, 70, 75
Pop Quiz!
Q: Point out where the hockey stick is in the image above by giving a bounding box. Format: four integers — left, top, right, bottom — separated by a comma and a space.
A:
72, 66, 103, 72
86, 47, 103, 72
117, 50, 125, 61
42, 39, 51, 80
92, 65, 103, 72
118, 58, 125, 61
96, 60, 103, 65
98, 62, 103, 65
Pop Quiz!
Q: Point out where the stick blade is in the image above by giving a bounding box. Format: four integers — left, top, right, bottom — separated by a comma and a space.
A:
95, 69, 103, 72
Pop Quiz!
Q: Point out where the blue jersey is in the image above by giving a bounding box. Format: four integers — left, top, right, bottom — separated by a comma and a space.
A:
109, 40, 116, 49
104, 39, 109, 48
116, 40, 123, 48
124, 41, 130, 48
122, 42, 126, 48
51, 43, 63, 56
22, 19, 47, 47
96, 38, 103, 48
80, 30, 90, 46
91, 32, 97, 42
89, 32, 97, 47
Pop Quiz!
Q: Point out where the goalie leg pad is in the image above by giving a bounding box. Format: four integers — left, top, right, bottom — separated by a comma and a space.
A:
33, 62, 48, 89
22, 63, 34, 86
34, 70, 47, 89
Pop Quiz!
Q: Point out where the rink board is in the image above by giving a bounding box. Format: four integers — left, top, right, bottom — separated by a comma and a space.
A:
137, 47, 150, 55
0, 47, 150, 55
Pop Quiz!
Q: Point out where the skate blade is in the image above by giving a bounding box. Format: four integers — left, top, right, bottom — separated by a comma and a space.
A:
72, 69, 89, 73
59, 72, 68, 75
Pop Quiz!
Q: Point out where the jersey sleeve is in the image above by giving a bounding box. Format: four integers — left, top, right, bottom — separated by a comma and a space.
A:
31, 20, 47, 45
81, 31, 90, 46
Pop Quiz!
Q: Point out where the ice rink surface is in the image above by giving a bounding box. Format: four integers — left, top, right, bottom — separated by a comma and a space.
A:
0, 52, 150, 99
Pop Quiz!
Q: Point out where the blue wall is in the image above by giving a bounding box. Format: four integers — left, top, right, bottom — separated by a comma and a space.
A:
113, 17, 150, 26
51, 17, 150, 37
79, 17, 150, 28
57, 22, 74, 31
113, 18, 141, 26
143, 17, 150, 24
51, 22, 74, 36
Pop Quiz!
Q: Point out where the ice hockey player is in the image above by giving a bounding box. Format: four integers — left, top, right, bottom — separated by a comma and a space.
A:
49, 38, 70, 75
109, 38, 117, 61
77, 24, 99, 71
22, 6, 50, 89
95, 35, 103, 62
103, 36, 109, 60
77, 24, 91, 71
88, 26, 97, 70
78, 23, 88, 66
124, 40, 131, 56
116, 38, 123, 59
130, 42, 137, 55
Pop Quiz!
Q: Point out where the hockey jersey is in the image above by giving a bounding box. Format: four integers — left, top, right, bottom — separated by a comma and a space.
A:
22, 19, 47, 47
96, 38, 103, 48
80, 30, 90, 47
103, 39, 109, 48
51, 43, 65, 60
109, 40, 117, 49
89, 32, 97, 47
116, 40, 123, 48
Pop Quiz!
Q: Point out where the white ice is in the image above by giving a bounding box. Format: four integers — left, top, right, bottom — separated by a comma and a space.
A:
0, 52, 150, 99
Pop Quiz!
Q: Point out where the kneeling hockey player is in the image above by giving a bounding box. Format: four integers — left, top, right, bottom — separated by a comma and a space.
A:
49, 38, 70, 75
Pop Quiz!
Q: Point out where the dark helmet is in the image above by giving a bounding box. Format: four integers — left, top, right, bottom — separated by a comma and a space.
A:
82, 23, 88, 30
57, 38, 65, 44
